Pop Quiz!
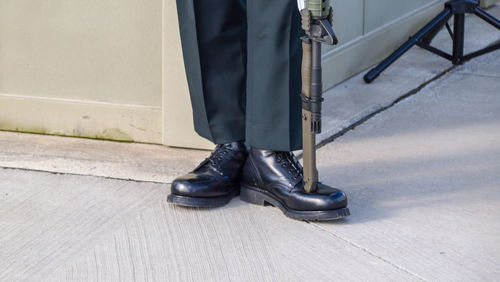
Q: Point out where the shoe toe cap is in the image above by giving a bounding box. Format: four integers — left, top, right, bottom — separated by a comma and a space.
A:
327, 190, 348, 209
171, 173, 208, 196
170, 173, 235, 198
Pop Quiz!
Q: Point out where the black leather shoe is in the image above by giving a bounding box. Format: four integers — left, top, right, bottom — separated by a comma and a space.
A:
240, 148, 350, 221
167, 141, 249, 208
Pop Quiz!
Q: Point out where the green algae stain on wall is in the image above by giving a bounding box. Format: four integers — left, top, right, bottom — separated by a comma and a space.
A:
0, 121, 135, 143
98, 128, 134, 142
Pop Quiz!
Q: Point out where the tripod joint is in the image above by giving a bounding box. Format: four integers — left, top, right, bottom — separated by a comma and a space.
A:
445, 0, 478, 14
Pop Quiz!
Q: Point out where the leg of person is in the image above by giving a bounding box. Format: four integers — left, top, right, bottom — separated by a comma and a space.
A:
240, 0, 349, 220
244, 0, 302, 152
176, 0, 247, 143
168, 0, 249, 208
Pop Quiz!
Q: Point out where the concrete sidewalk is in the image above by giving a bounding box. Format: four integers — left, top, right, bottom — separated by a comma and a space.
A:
1, 6, 499, 281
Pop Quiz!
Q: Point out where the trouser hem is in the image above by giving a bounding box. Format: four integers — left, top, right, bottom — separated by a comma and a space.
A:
246, 122, 302, 152
195, 116, 246, 145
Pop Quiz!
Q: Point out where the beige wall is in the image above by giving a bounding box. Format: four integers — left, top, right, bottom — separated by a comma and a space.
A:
2, 0, 495, 149
0, 0, 163, 143
0, 0, 162, 105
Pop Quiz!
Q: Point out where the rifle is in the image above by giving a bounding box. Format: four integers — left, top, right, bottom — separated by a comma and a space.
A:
299, 0, 338, 193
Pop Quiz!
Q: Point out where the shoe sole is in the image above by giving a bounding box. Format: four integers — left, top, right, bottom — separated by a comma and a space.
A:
167, 188, 239, 209
240, 185, 350, 221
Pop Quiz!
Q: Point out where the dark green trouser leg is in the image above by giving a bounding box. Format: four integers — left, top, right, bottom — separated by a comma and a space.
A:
177, 0, 247, 144
245, 1, 303, 151
176, 0, 303, 151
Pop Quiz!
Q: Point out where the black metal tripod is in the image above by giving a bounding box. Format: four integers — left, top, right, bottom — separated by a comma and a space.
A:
364, 0, 500, 83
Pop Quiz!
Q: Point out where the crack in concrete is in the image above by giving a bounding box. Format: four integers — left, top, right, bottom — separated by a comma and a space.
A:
294, 66, 463, 279
308, 222, 428, 281
453, 72, 500, 79
297, 65, 457, 160
294, 62, 477, 281
0, 166, 170, 185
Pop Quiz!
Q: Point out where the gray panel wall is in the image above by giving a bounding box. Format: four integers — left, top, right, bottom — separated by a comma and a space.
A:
364, 0, 435, 33
325, 0, 436, 54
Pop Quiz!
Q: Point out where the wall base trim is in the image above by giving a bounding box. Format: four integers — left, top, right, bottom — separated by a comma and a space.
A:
0, 93, 162, 143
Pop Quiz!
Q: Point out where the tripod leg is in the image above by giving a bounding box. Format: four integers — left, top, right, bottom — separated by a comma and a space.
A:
421, 12, 453, 45
452, 13, 465, 65
364, 8, 452, 83
460, 6, 500, 62
463, 40, 500, 61
474, 7, 500, 29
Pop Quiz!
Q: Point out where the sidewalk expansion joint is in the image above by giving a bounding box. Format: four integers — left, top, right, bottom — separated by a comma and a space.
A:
308, 222, 428, 281
300, 65, 457, 158
0, 166, 171, 185
456, 72, 500, 79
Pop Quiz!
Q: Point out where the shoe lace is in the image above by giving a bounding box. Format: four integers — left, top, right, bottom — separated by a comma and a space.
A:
275, 151, 303, 180
195, 144, 232, 173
